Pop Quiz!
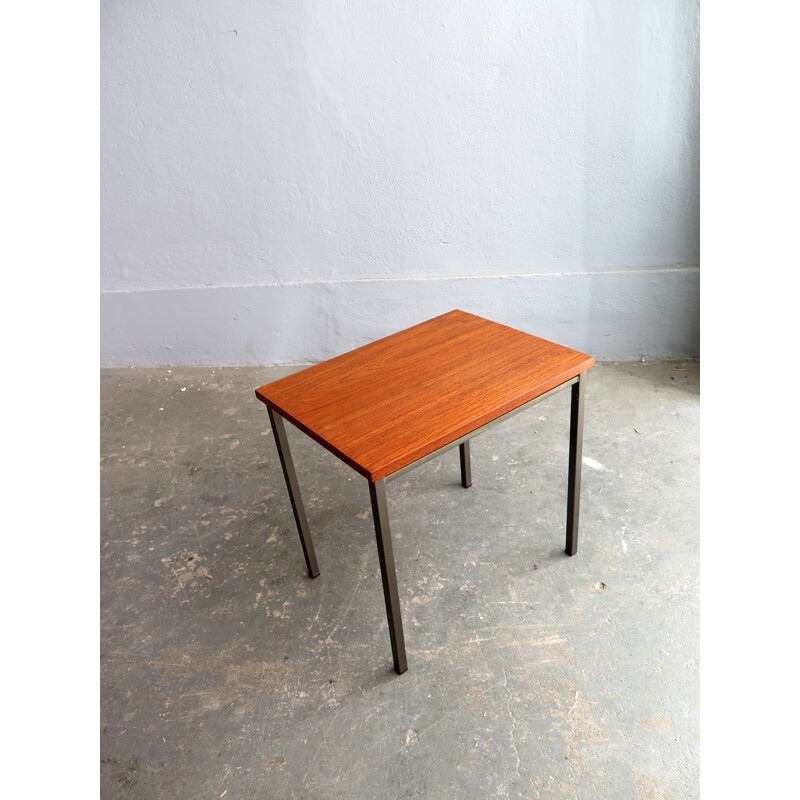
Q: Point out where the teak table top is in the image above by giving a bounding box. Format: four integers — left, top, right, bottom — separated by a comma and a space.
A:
255, 310, 593, 481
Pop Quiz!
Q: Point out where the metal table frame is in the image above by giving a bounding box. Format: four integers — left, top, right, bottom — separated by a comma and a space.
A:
266, 371, 586, 675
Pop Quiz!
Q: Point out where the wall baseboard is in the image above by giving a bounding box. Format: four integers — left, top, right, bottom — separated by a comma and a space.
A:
101, 267, 699, 365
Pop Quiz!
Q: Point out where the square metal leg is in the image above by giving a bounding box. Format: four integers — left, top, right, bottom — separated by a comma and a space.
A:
459, 441, 472, 488
565, 372, 585, 556
267, 408, 320, 578
369, 479, 408, 674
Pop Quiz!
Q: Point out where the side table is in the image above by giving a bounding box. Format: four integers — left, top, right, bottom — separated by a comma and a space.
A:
255, 310, 594, 673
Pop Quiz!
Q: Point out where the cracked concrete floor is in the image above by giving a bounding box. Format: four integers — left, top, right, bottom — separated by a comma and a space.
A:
100, 361, 699, 799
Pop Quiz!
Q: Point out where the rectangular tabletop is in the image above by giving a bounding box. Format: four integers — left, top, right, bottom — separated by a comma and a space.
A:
255, 310, 593, 481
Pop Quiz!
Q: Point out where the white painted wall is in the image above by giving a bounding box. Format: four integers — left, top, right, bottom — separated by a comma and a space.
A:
101, 0, 699, 364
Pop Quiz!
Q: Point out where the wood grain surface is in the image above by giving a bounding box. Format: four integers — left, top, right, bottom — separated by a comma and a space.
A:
255, 310, 593, 481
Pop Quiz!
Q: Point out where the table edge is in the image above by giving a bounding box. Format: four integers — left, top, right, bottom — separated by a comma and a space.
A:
255, 357, 593, 481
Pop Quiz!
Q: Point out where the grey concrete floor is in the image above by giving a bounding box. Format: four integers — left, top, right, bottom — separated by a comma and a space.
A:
101, 361, 699, 800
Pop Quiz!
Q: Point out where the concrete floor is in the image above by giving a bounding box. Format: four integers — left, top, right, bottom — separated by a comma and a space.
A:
100, 361, 699, 799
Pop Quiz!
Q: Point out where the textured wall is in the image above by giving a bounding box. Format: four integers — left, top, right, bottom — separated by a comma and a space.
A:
101, 0, 699, 364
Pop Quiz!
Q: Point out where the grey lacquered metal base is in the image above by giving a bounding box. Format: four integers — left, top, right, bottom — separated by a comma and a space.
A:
267, 372, 587, 674
267, 408, 320, 579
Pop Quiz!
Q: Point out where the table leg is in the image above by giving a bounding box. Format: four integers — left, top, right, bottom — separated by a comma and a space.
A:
459, 441, 472, 488
267, 408, 320, 578
369, 479, 408, 674
565, 372, 585, 556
